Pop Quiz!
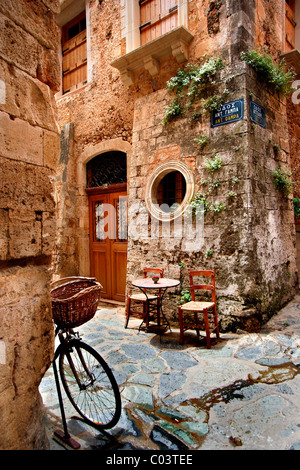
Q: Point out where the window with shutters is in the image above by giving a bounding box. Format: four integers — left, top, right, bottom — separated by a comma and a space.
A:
140, 0, 178, 46
111, 0, 192, 86
62, 11, 87, 94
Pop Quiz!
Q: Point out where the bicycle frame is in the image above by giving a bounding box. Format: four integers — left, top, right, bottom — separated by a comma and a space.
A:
52, 324, 121, 447
52, 327, 82, 449
56, 328, 95, 391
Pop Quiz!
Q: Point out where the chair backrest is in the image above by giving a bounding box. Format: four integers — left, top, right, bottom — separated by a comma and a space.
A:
143, 268, 164, 278
188, 270, 216, 302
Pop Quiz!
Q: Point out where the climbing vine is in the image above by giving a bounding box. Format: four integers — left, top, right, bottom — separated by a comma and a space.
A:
272, 166, 295, 198
241, 49, 296, 96
188, 154, 240, 218
162, 56, 226, 126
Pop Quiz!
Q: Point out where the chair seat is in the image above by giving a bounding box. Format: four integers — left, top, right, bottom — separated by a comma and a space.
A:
129, 293, 158, 301
180, 301, 215, 311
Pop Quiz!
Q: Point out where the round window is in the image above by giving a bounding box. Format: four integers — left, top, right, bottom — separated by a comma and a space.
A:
145, 161, 195, 221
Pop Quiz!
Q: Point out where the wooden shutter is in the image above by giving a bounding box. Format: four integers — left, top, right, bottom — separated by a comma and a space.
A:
140, 0, 178, 46
62, 12, 87, 94
285, 0, 296, 51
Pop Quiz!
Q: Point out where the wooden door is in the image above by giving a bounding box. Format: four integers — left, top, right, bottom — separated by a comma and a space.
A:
89, 189, 127, 302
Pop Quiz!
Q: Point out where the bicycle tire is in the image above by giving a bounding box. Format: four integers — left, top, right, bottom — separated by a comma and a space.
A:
58, 340, 121, 429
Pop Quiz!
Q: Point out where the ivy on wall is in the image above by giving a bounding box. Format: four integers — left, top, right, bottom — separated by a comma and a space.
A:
162, 56, 226, 126
162, 51, 297, 218
240, 49, 296, 96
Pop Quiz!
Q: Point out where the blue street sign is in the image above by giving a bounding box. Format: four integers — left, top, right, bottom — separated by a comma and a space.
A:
250, 100, 266, 128
211, 99, 244, 128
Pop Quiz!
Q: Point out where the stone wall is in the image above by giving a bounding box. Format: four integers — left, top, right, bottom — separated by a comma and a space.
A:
54, 0, 259, 279
126, 60, 297, 331
54, 0, 298, 330
126, 0, 297, 329
0, 0, 60, 449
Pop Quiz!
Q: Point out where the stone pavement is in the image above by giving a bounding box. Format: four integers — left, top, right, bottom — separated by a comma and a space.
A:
40, 293, 300, 451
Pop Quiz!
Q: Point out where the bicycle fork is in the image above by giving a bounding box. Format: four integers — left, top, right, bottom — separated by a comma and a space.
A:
52, 344, 81, 450
66, 342, 95, 391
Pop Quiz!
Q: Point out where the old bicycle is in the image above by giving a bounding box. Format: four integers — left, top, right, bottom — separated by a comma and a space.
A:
50, 277, 121, 449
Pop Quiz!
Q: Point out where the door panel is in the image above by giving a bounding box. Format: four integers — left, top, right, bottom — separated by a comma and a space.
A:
89, 190, 127, 302
112, 248, 127, 301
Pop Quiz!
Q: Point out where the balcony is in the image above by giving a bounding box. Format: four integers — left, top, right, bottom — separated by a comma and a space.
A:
110, 26, 194, 86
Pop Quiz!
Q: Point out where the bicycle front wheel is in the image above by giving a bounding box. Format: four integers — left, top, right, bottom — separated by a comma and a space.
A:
59, 340, 121, 429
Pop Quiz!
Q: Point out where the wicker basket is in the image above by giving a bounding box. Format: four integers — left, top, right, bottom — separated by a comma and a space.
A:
51, 277, 103, 329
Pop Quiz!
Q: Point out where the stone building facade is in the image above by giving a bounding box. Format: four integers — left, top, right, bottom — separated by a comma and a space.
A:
55, 0, 300, 331
0, 0, 60, 449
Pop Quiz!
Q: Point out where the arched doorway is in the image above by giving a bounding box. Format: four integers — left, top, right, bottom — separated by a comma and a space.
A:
86, 151, 127, 302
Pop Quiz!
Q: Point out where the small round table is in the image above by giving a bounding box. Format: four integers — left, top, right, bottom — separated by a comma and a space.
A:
131, 278, 180, 332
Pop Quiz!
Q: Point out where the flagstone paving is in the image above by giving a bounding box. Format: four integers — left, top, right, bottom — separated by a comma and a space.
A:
40, 294, 300, 450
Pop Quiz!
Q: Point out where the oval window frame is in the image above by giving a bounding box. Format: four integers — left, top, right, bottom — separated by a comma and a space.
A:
145, 160, 195, 221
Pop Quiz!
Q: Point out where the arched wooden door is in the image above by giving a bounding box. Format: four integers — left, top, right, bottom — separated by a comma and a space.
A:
86, 152, 127, 302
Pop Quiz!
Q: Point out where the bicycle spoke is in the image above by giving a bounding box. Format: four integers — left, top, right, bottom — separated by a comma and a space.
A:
59, 340, 121, 429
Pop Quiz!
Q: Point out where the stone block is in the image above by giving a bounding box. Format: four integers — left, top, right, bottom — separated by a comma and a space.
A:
0, 12, 60, 92
43, 130, 60, 170
0, 112, 43, 165
8, 209, 42, 259
0, 158, 55, 213
0, 208, 9, 260
0, 0, 60, 51
41, 211, 56, 256
0, 59, 59, 131
0, 13, 39, 78
36, 45, 61, 93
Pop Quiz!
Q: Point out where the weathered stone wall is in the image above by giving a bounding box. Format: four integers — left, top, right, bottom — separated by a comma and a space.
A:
125, 0, 297, 330
0, 0, 60, 449
54, 0, 258, 278
55, 0, 298, 330
54, 0, 135, 277
126, 59, 297, 331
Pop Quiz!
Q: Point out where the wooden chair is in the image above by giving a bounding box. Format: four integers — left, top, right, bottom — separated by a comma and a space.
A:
125, 268, 164, 329
178, 270, 219, 348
